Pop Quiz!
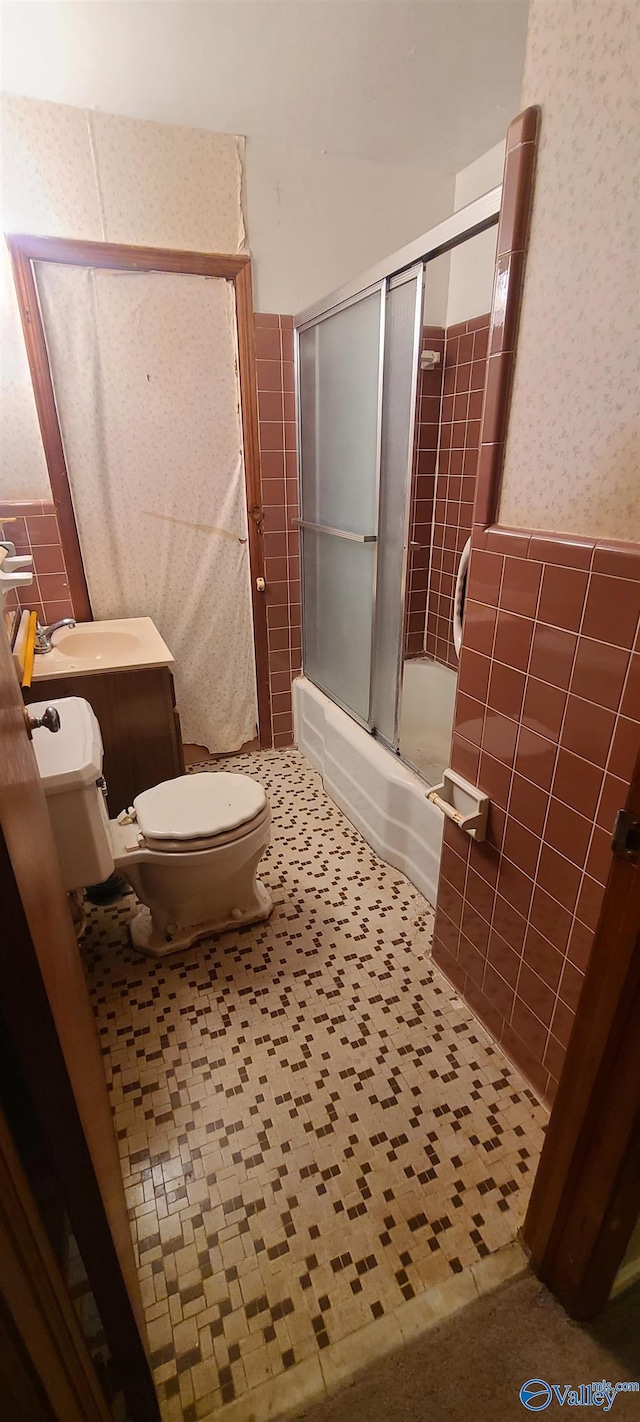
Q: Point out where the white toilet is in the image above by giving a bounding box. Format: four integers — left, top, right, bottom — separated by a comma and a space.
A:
31, 696, 273, 956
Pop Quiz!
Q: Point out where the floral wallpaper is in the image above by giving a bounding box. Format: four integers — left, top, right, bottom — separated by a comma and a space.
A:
89, 110, 246, 254
498, 0, 639, 541
0, 93, 247, 501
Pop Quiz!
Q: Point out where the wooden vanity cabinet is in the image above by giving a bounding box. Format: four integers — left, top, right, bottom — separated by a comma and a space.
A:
25, 665, 184, 816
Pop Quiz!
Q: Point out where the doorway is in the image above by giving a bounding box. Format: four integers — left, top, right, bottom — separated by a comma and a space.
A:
8, 235, 272, 752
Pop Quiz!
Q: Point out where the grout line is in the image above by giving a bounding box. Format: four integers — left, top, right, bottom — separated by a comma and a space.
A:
454, 551, 506, 974
517, 550, 595, 1075
500, 552, 545, 1028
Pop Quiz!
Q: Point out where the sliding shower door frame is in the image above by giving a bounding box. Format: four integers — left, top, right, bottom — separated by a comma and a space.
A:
295, 280, 387, 732
371, 264, 425, 753
294, 185, 502, 749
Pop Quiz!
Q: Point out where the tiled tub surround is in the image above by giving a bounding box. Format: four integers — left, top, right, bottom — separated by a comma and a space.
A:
425, 313, 490, 671
255, 314, 301, 749
0, 497, 75, 625
84, 750, 546, 1421
404, 313, 490, 668
432, 529, 640, 1107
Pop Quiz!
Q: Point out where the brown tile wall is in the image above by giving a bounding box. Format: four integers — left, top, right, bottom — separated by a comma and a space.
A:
425, 313, 490, 670
404, 315, 490, 665
0, 499, 75, 626
432, 527, 640, 1106
404, 325, 444, 658
255, 314, 301, 747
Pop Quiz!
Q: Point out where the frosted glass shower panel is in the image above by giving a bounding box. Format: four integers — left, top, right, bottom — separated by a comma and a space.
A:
299, 289, 383, 535
302, 529, 375, 722
370, 267, 423, 747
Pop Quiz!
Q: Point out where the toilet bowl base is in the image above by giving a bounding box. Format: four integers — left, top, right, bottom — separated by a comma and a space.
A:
127, 879, 273, 957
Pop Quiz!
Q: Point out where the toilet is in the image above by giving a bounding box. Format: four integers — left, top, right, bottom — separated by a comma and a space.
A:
31, 695, 273, 956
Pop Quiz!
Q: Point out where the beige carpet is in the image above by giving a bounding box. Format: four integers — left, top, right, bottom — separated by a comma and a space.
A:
301, 1274, 640, 1422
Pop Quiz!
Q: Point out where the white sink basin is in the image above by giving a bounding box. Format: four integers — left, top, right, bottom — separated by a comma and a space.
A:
54, 628, 141, 663
31, 617, 175, 681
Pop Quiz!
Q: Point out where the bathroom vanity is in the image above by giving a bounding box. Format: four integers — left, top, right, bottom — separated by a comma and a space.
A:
25, 617, 184, 815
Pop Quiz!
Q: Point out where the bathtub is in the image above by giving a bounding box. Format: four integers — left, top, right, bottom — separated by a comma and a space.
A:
293, 676, 443, 905
399, 658, 457, 786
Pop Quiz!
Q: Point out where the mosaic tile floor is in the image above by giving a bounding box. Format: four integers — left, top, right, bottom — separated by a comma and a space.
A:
82, 750, 547, 1422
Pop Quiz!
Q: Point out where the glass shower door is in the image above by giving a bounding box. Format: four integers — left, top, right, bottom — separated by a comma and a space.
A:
370, 265, 424, 747
297, 286, 384, 724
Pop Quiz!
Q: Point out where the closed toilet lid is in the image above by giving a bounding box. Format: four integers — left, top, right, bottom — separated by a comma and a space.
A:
133, 773, 267, 842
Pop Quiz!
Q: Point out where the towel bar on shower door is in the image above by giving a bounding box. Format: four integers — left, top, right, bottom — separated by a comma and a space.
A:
291, 519, 377, 543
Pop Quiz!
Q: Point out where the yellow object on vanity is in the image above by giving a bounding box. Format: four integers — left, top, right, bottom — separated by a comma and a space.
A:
21, 611, 38, 688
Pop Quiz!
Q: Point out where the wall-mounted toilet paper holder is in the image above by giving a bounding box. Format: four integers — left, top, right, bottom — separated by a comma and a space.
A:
427, 768, 489, 841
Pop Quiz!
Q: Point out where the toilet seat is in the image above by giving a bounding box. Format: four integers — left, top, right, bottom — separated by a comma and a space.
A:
31, 695, 274, 956
132, 772, 268, 853
127, 802, 271, 855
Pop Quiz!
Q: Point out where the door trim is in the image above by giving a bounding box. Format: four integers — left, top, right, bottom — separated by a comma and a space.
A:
0, 622, 159, 1418
7, 234, 273, 750
0, 1103, 111, 1422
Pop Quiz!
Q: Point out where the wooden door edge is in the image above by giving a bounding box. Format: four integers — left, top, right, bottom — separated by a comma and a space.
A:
235, 261, 273, 748
523, 748, 640, 1317
7, 238, 92, 622
0, 1105, 111, 1422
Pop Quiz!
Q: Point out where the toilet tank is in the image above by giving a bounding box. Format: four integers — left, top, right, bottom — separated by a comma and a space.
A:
30, 696, 114, 891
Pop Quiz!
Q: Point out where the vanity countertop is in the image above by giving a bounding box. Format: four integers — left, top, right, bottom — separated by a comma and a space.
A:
31, 616, 175, 681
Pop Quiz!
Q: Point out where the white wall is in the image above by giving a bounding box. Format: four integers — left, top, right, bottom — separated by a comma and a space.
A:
0, 0, 528, 312
499, 0, 639, 540
423, 141, 505, 329
445, 140, 504, 327
454, 140, 506, 212
247, 138, 453, 315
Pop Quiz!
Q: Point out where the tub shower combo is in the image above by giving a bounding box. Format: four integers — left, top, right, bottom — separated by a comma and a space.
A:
293, 189, 499, 901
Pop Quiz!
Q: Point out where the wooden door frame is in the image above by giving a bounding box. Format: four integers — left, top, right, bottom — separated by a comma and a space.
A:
0, 621, 159, 1419
523, 747, 640, 1318
7, 233, 273, 749
0, 844, 160, 1420
0, 1102, 112, 1422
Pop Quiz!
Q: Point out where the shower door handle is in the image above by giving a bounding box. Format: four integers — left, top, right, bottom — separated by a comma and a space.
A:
291, 518, 377, 543
452, 538, 472, 660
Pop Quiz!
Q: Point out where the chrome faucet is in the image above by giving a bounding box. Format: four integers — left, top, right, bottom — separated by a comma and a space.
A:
35, 617, 76, 654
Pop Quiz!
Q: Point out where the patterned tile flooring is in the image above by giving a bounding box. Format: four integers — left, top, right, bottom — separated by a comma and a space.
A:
82, 750, 547, 1421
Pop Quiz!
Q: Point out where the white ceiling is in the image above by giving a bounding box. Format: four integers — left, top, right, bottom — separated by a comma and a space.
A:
0, 0, 528, 175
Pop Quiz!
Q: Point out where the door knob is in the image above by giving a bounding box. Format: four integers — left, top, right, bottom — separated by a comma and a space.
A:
256, 577, 265, 592
24, 705, 61, 735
